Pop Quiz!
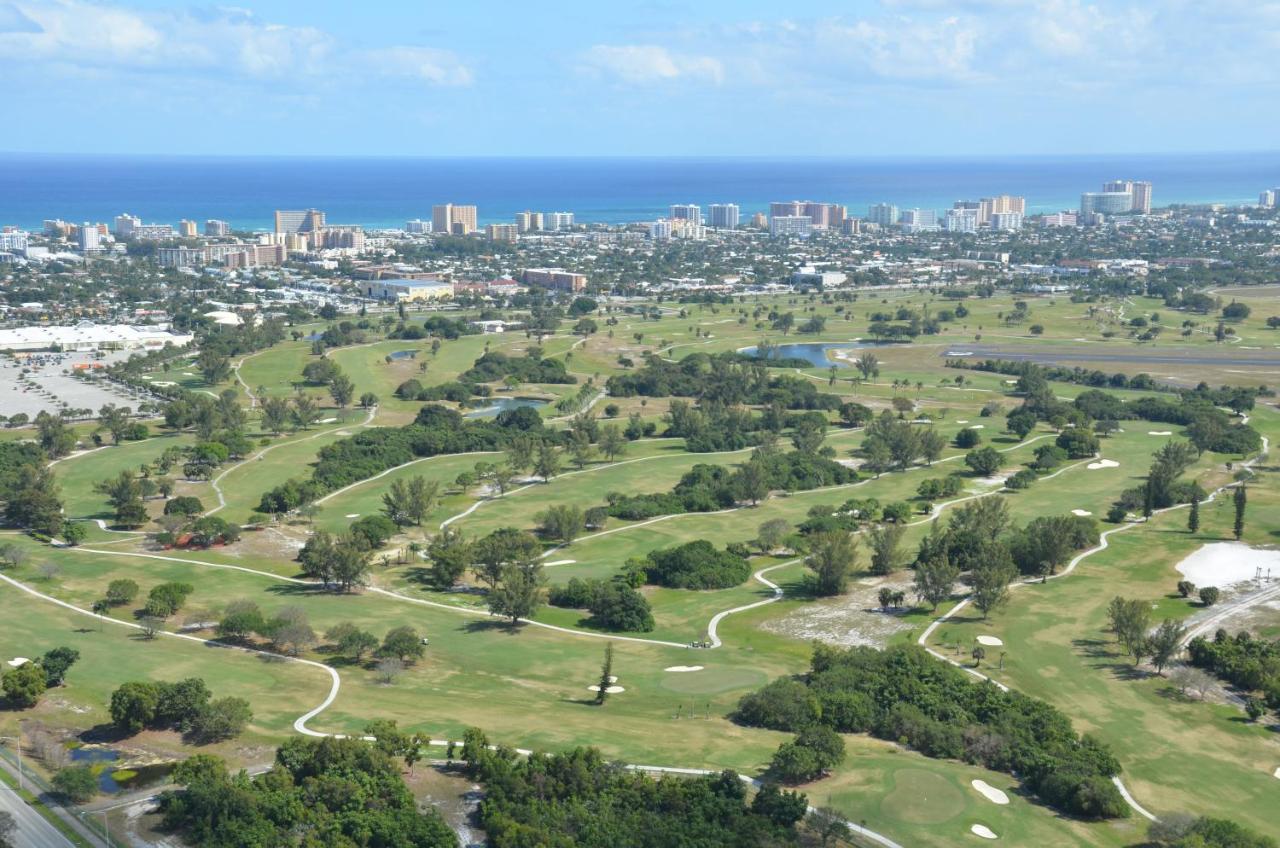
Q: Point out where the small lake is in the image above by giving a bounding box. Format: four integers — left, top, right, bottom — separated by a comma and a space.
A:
464, 396, 550, 419
740, 341, 888, 368
69, 746, 173, 794
387, 350, 418, 361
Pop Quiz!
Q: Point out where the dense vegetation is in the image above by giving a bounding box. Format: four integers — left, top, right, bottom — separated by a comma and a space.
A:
461, 732, 808, 847
1187, 629, 1280, 709
735, 644, 1128, 819
158, 736, 455, 847
606, 352, 841, 411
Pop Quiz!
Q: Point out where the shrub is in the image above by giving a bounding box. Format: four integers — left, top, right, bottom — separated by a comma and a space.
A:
1199, 586, 1220, 607
164, 496, 204, 516
642, 540, 750, 590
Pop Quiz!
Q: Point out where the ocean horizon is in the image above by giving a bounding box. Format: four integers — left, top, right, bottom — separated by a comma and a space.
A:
2, 151, 1277, 232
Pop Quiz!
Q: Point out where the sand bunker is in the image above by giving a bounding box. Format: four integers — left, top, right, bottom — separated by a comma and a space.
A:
665, 666, 704, 672
6, 657, 29, 668
971, 780, 1010, 805
587, 685, 625, 693
967, 424, 985, 429
1175, 542, 1280, 589
319, 417, 338, 424
1148, 430, 1173, 436
956, 420, 969, 424
345, 513, 360, 518
1274, 766, 1280, 779
976, 636, 1003, 647
971, 824, 998, 839
1072, 509, 1092, 517
545, 559, 577, 566
1087, 459, 1119, 470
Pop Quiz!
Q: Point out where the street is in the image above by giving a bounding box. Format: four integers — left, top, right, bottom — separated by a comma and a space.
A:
0, 785, 75, 848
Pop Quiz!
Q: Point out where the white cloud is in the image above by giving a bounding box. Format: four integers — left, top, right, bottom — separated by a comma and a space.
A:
0, 1, 472, 85
581, 44, 723, 84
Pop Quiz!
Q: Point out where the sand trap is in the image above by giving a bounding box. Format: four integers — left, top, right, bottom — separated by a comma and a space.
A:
976, 636, 1003, 647
1273, 766, 1280, 779
1071, 509, 1092, 517
971, 780, 1010, 805
1087, 459, 1119, 470
1148, 430, 1173, 436
967, 424, 985, 429
956, 420, 969, 424
587, 685, 625, 693
345, 513, 360, 518
971, 824, 998, 840
545, 559, 577, 566
6, 657, 29, 668
1176, 542, 1280, 589
665, 665, 704, 672
319, 417, 338, 424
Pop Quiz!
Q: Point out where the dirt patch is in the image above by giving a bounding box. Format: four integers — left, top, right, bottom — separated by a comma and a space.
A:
761, 575, 914, 648
1175, 542, 1280, 590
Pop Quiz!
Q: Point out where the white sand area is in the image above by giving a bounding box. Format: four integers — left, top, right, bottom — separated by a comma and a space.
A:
1148, 430, 1173, 436
1072, 509, 1092, 517
587, 685, 625, 693
6, 657, 29, 667
971, 780, 1010, 805
665, 666, 704, 672
971, 824, 998, 839
545, 560, 577, 566
976, 636, 1003, 647
1087, 459, 1119, 470
1176, 542, 1280, 589
967, 424, 985, 429
345, 513, 360, 518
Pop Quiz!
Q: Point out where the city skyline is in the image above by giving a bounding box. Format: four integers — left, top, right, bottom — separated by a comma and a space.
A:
1, 0, 1278, 156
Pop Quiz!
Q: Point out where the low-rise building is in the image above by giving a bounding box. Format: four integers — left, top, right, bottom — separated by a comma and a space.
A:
363, 280, 454, 302
522, 268, 587, 291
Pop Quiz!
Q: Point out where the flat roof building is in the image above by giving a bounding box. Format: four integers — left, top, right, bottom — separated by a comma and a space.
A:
363, 280, 454, 302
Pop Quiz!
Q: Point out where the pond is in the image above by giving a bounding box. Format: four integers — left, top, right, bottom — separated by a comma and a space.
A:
387, 350, 418, 361
739, 341, 890, 368
464, 396, 550, 419
69, 746, 173, 794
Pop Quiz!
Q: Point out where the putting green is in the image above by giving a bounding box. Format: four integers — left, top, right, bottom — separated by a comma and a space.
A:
881, 768, 968, 825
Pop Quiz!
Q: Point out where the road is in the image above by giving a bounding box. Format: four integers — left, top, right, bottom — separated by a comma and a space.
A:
0, 780, 75, 848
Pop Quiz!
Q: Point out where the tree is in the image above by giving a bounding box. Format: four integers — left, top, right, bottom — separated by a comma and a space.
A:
913, 553, 959, 611
867, 523, 906, 575
426, 528, 471, 589
568, 430, 596, 470
5, 464, 65, 536
1199, 586, 1220, 607
971, 558, 1017, 619
376, 626, 426, 664
807, 531, 859, 596
196, 349, 232, 385
507, 435, 536, 472
964, 446, 1002, 477
105, 578, 140, 606
1149, 619, 1187, 674
329, 373, 355, 408
534, 442, 561, 482
292, 394, 319, 430
595, 642, 614, 706
919, 429, 946, 465
52, 766, 97, 802
1107, 596, 1151, 665
856, 352, 879, 380
110, 681, 160, 732
62, 522, 87, 546
326, 622, 379, 661
733, 460, 770, 505
1233, 484, 1247, 540
359, 392, 379, 409
1188, 492, 1200, 533
757, 518, 791, 554
972, 645, 986, 667
538, 504, 584, 546
488, 563, 546, 625
260, 395, 292, 434
1176, 580, 1196, 598
955, 427, 982, 449
598, 424, 626, 462
40, 647, 79, 687
1, 661, 46, 708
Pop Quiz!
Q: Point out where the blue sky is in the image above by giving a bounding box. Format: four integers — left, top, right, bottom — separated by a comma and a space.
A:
1, 0, 1277, 156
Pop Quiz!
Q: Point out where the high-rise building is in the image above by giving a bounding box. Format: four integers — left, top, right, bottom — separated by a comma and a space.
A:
899, 209, 938, 232
114, 213, 140, 238
841, 218, 861, 235
77, 223, 100, 252
487, 223, 519, 242
515, 211, 535, 233
770, 201, 803, 219
0, 230, 29, 254
1260, 189, 1279, 208
943, 208, 979, 233
205, 219, 231, 237
669, 205, 702, 226
708, 204, 740, 229
1080, 191, 1133, 216
405, 219, 431, 234
522, 268, 588, 291
1130, 181, 1152, 214
178, 219, 197, 238
1042, 211, 1078, 227
432, 204, 477, 235
750, 212, 768, 229
990, 211, 1024, 231
649, 219, 674, 240
769, 216, 813, 238
275, 209, 325, 234
545, 212, 575, 231
867, 203, 898, 227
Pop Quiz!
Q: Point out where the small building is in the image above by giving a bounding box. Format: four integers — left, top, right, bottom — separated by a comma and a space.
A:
363, 280, 454, 302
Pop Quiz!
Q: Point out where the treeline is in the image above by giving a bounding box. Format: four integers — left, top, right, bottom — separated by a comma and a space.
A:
158, 736, 455, 847
0, 439, 65, 539
735, 644, 1129, 819
109, 677, 251, 743
605, 447, 855, 521
606, 352, 841, 411
461, 731, 810, 847
1187, 629, 1280, 714
257, 404, 539, 514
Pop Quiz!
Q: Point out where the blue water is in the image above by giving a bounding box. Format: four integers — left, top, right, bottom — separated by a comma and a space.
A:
388, 350, 418, 360
2, 153, 1278, 231
742, 342, 885, 368
464, 396, 549, 419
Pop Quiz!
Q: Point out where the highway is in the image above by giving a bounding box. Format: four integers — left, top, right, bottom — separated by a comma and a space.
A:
0, 783, 75, 848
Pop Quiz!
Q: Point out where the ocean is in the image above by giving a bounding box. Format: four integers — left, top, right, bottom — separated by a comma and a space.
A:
2, 152, 1277, 231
